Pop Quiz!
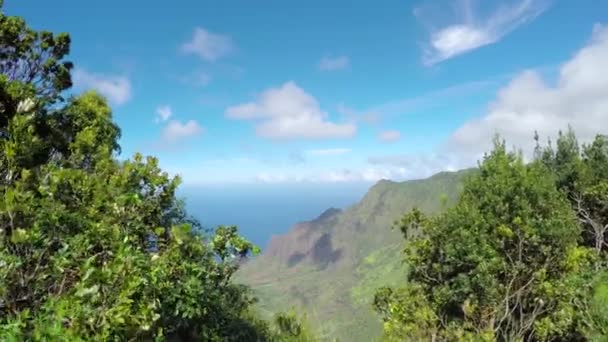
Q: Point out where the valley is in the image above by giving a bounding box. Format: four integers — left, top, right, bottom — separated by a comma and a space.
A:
237, 169, 474, 341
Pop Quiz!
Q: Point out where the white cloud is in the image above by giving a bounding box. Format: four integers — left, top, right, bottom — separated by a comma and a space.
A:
378, 130, 401, 143
181, 27, 234, 62
305, 148, 351, 156
225, 81, 356, 139
168, 154, 462, 185
448, 23, 608, 159
417, 0, 550, 65
162, 120, 204, 143
72, 68, 132, 105
154, 107, 203, 144
172, 24, 608, 186
368, 153, 462, 179
252, 167, 409, 184
318, 55, 350, 71
428, 25, 493, 62
314, 168, 400, 182
170, 160, 461, 185
155, 105, 172, 123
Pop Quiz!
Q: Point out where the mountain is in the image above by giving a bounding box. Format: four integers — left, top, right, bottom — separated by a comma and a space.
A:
236, 169, 475, 341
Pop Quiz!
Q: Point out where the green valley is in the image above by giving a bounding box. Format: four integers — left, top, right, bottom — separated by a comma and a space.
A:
237, 169, 474, 341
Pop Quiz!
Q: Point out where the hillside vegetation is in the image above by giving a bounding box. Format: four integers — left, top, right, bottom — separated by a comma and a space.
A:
237, 169, 474, 341
4, 2, 608, 341
374, 133, 608, 340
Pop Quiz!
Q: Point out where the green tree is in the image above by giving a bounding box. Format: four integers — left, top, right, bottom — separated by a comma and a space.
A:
0, 0, 72, 104
0, 2, 106, 187
0, 4, 316, 341
534, 131, 608, 339
536, 130, 608, 257
271, 310, 318, 342
0, 88, 266, 341
375, 138, 595, 341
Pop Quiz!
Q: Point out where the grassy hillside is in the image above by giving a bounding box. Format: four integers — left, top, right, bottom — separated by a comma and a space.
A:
236, 169, 475, 341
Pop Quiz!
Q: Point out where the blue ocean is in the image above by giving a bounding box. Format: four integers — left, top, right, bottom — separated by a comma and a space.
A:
179, 182, 371, 248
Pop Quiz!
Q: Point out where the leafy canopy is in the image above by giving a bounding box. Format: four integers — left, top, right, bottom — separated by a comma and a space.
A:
375, 136, 608, 341
0, 3, 317, 341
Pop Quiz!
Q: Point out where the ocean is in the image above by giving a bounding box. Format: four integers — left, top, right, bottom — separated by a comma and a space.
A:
179, 182, 371, 249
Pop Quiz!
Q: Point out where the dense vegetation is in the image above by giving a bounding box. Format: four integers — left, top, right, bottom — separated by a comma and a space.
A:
237, 169, 470, 341
3, 3, 608, 341
374, 133, 608, 341
0, 4, 315, 341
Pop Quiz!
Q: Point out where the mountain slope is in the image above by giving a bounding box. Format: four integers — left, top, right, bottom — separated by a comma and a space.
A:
236, 169, 474, 341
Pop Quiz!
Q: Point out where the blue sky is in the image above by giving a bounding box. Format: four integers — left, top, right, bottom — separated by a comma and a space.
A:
7, 0, 608, 185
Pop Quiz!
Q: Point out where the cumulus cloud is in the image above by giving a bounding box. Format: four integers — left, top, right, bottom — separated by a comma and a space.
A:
448, 23, 608, 159
72, 68, 132, 105
318, 55, 350, 71
359, 24, 608, 183
417, 0, 550, 65
155, 105, 172, 123
225, 81, 356, 139
181, 27, 234, 62
162, 120, 204, 143
378, 130, 401, 143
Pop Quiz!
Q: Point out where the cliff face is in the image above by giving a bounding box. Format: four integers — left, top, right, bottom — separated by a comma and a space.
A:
264, 208, 342, 269
236, 169, 475, 342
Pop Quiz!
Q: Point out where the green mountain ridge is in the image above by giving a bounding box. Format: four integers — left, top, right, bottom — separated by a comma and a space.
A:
237, 168, 476, 341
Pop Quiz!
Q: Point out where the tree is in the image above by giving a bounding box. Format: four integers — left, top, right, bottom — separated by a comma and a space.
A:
375, 138, 595, 340
0, 4, 317, 341
0, 0, 72, 104
0, 90, 266, 340
271, 310, 319, 342
537, 131, 608, 257
0, 2, 86, 186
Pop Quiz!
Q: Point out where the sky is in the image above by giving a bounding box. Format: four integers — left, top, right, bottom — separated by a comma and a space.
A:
6, 0, 608, 186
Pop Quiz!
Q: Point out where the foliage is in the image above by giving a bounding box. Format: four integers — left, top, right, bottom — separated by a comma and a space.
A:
373, 285, 440, 341
0, 66, 261, 342
536, 128, 608, 257
8, 2, 608, 342
0, 4, 317, 341
271, 310, 319, 342
374, 137, 606, 341
0, 0, 72, 104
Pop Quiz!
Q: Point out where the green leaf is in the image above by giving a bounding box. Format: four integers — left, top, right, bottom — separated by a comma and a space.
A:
10, 229, 28, 244
76, 284, 99, 297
